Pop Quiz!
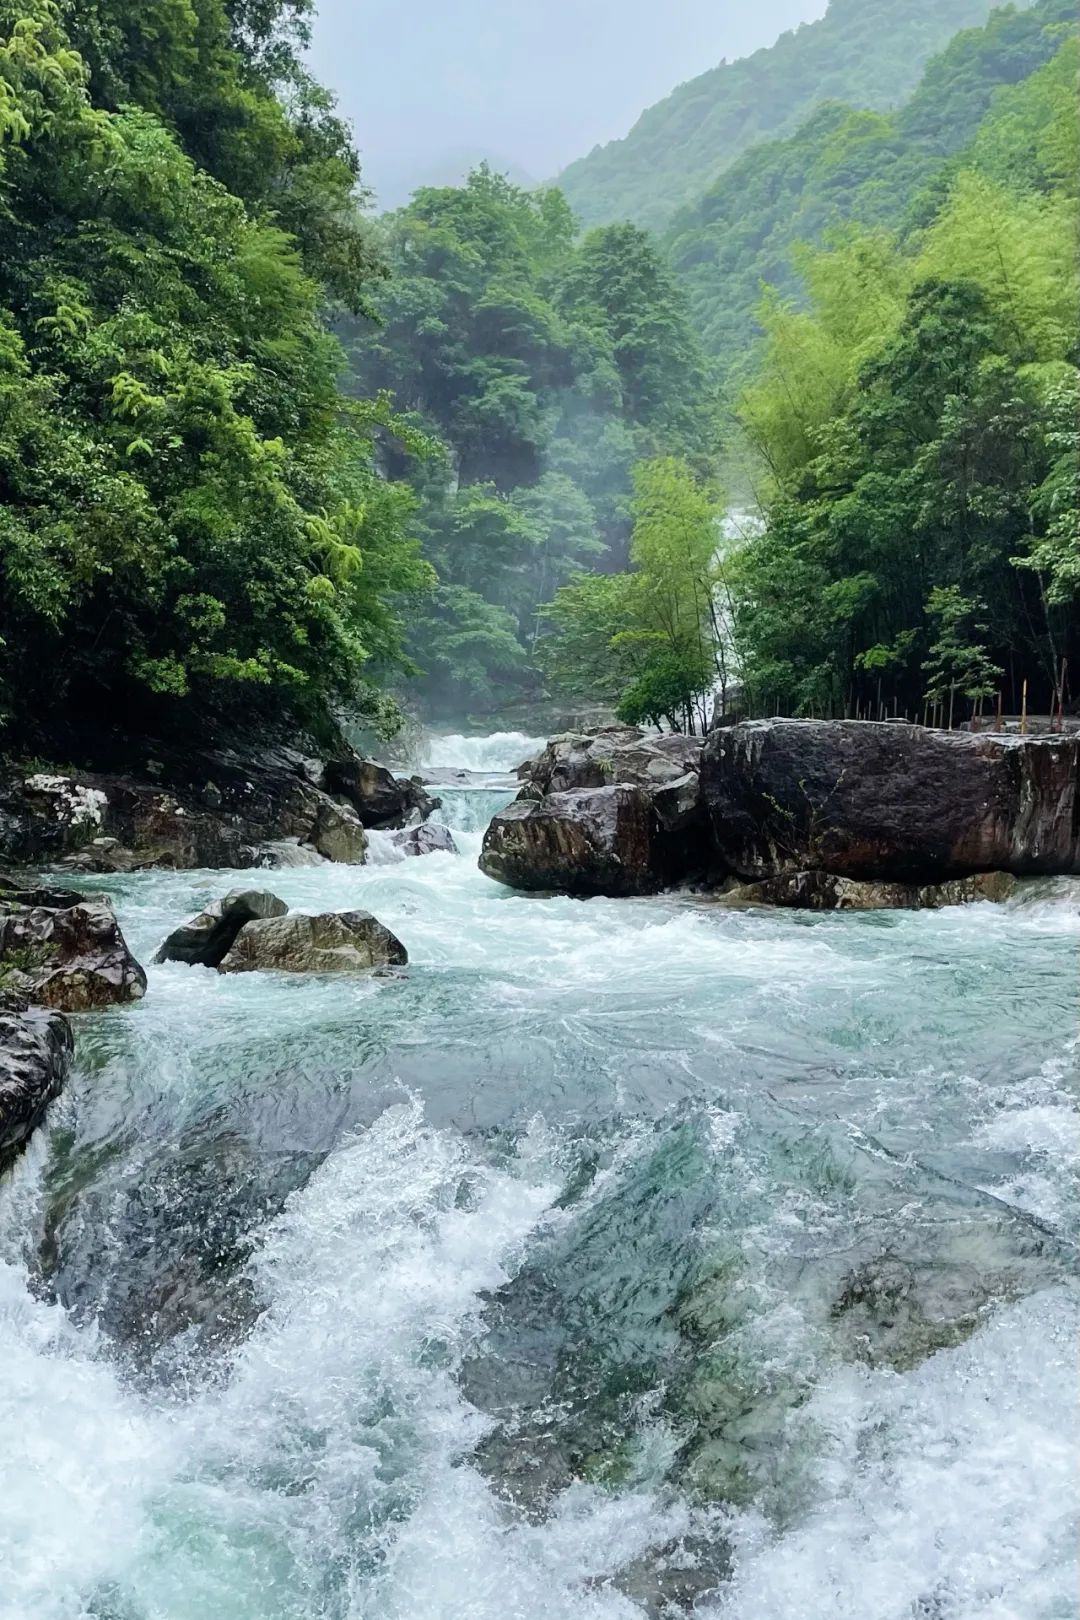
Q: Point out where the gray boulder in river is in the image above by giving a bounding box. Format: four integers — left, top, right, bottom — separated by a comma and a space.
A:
0, 884, 146, 1011
217, 910, 407, 975
0, 996, 73, 1168
481, 727, 714, 896
702, 719, 1080, 882
155, 889, 289, 968
391, 822, 457, 858
481, 785, 688, 897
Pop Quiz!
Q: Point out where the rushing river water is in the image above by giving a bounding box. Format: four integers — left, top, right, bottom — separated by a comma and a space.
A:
1, 733, 1077, 1620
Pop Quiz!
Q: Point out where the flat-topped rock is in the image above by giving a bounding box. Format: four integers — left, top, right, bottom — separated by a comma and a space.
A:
702, 720, 1080, 882
519, 728, 703, 796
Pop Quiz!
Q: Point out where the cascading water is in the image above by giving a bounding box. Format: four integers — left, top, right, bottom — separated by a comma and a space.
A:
0, 733, 1077, 1620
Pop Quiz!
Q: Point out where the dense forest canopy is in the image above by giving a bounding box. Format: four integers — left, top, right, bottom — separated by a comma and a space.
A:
0, 0, 436, 748
542, 0, 1078, 732
557, 0, 1012, 233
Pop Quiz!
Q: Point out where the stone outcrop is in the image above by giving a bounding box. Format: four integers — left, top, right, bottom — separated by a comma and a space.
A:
217, 910, 407, 975
715, 869, 1019, 911
481, 727, 713, 897
391, 822, 457, 858
0, 997, 73, 1167
0, 736, 439, 871
701, 720, 1080, 882
481, 786, 676, 897
518, 728, 703, 797
321, 757, 438, 829
155, 889, 289, 968
0, 894, 147, 1012
481, 719, 1080, 902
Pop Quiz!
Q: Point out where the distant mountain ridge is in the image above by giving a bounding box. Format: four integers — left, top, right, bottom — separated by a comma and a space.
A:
666, 0, 1072, 369
557, 0, 1020, 232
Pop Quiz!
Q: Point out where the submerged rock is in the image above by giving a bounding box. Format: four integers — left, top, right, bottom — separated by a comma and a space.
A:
217, 909, 407, 975
155, 889, 289, 968
0, 899, 146, 1011
702, 719, 1080, 882
0, 998, 73, 1167
481, 786, 667, 897
390, 822, 457, 858
716, 869, 1020, 911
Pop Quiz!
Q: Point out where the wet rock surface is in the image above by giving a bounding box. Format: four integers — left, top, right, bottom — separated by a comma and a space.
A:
0, 997, 73, 1168
321, 757, 438, 829
702, 719, 1080, 882
485, 720, 1080, 901
390, 821, 458, 858
716, 868, 1020, 911
481, 785, 670, 897
0, 898, 147, 1012
155, 889, 289, 968
0, 735, 440, 872
217, 909, 408, 975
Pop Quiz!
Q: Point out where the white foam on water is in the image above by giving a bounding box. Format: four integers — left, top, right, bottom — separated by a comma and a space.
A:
3, 733, 1079, 1618
706, 1288, 1079, 1620
419, 732, 546, 773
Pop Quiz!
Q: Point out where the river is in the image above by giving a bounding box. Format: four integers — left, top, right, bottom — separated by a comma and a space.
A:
1, 732, 1077, 1619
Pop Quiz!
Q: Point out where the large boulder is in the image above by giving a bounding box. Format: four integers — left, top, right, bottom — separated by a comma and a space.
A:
0, 997, 73, 1166
716, 869, 1020, 911
391, 822, 457, 858
0, 900, 147, 1012
155, 889, 289, 968
702, 720, 1080, 882
321, 757, 438, 829
481, 786, 675, 897
519, 728, 702, 796
217, 910, 407, 975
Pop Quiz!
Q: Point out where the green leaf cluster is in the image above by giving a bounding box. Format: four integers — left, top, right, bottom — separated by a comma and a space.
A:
0, 2, 428, 745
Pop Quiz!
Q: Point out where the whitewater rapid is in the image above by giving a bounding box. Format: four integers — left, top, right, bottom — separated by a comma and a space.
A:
0, 734, 1076, 1620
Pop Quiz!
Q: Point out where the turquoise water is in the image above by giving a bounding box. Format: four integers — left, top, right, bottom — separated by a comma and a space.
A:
0, 736, 1076, 1619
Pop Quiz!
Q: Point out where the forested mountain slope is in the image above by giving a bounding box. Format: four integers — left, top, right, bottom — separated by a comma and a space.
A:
667, 0, 1074, 370
557, 0, 1012, 233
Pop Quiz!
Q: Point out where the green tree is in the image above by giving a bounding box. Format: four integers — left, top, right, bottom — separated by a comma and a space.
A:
921, 586, 1004, 725
0, 2, 428, 746
541, 458, 724, 734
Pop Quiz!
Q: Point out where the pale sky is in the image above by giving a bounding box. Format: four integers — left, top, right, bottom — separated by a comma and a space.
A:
306, 0, 828, 209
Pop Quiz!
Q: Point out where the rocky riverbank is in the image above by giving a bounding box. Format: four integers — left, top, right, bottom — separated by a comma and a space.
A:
0, 737, 438, 874
481, 720, 1080, 901
0, 731, 446, 1168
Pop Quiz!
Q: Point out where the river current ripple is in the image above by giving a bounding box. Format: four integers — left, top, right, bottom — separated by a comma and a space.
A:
0, 732, 1076, 1620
